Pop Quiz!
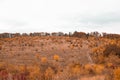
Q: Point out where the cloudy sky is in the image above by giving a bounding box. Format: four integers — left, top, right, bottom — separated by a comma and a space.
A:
0, 0, 120, 33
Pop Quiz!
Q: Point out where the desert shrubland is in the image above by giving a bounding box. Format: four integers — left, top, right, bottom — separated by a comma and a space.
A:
0, 32, 120, 80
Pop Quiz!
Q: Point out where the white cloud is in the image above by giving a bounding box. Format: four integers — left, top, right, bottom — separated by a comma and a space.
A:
0, 0, 120, 33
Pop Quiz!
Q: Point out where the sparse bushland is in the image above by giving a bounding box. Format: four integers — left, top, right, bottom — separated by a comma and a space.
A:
0, 32, 120, 80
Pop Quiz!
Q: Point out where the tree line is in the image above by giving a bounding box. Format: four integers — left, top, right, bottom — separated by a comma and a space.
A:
0, 31, 120, 39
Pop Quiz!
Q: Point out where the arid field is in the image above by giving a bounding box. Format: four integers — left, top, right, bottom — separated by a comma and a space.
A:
0, 32, 120, 80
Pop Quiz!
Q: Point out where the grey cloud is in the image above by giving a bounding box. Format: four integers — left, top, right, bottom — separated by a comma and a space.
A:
59, 12, 120, 30
79, 12, 120, 24
61, 12, 120, 25
0, 0, 7, 3
0, 19, 28, 33
0, 19, 27, 28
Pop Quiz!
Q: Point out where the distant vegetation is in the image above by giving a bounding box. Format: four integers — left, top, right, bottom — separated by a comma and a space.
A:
0, 31, 120, 39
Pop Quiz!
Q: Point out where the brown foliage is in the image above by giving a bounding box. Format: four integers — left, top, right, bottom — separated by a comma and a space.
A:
103, 44, 120, 57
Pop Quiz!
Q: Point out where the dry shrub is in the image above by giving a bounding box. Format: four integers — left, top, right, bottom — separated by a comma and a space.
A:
93, 64, 104, 74
106, 63, 113, 68
0, 62, 6, 71
114, 67, 120, 80
41, 57, 47, 63
28, 66, 41, 80
56, 63, 82, 80
70, 45, 74, 50
103, 44, 120, 57
92, 47, 98, 53
71, 64, 81, 74
84, 64, 94, 74
106, 54, 120, 65
35, 53, 40, 59
0, 45, 2, 50
7, 65, 18, 75
97, 55, 105, 63
17, 65, 28, 73
45, 67, 55, 80
53, 54, 59, 61
84, 64, 104, 75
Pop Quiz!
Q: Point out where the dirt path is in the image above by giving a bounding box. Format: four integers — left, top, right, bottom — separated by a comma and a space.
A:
78, 40, 94, 64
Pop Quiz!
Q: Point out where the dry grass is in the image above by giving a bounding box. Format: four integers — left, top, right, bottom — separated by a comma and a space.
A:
0, 36, 120, 79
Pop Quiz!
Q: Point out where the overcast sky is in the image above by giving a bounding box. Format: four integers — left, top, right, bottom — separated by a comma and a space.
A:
0, 0, 120, 33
